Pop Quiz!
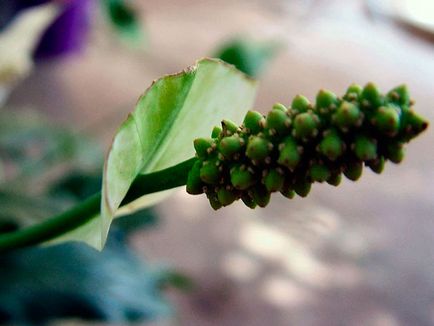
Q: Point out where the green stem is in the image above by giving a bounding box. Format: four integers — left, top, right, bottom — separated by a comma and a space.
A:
0, 157, 197, 253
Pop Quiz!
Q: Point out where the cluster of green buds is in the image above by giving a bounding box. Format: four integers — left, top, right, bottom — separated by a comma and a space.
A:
186, 83, 428, 210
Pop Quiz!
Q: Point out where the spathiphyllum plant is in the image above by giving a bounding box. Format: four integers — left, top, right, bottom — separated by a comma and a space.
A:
0, 58, 427, 252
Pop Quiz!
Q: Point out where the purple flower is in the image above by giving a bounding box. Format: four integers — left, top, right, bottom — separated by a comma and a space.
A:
34, 0, 92, 60
0, 0, 92, 60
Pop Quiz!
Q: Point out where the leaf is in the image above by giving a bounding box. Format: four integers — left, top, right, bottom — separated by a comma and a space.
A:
0, 160, 3, 183
55, 58, 257, 250
215, 38, 281, 77
0, 233, 171, 324
101, 0, 146, 48
0, 109, 103, 190
0, 109, 103, 235
0, 190, 65, 233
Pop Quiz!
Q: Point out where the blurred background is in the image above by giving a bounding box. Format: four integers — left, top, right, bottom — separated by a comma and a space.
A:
0, 0, 433, 325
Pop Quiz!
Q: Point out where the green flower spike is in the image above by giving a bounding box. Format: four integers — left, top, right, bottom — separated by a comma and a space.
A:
186, 83, 428, 210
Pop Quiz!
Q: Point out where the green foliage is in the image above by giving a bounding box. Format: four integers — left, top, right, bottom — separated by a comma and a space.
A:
215, 38, 280, 77
0, 110, 174, 323
0, 191, 64, 233
187, 83, 428, 209
101, 0, 145, 46
0, 110, 102, 188
0, 110, 103, 233
0, 234, 171, 324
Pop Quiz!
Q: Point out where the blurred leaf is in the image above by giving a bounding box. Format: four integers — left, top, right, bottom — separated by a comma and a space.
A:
0, 160, 3, 183
0, 110, 103, 189
0, 232, 171, 324
101, 0, 145, 47
112, 207, 159, 234
0, 190, 67, 233
215, 38, 281, 77
49, 170, 103, 201
0, 110, 103, 235
159, 271, 196, 292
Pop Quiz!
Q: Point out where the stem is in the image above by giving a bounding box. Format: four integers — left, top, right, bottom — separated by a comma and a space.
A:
0, 157, 197, 252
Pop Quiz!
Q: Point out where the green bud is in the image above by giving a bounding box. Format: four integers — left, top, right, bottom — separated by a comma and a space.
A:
343, 161, 363, 181
387, 84, 410, 107
361, 83, 383, 108
310, 164, 330, 183
333, 101, 361, 130
318, 129, 344, 161
266, 109, 290, 135
293, 180, 311, 197
354, 135, 377, 161
291, 95, 311, 113
278, 136, 300, 170
264, 169, 284, 192
251, 185, 271, 208
316, 89, 338, 110
372, 105, 400, 136
200, 160, 220, 184
217, 188, 237, 206
344, 83, 362, 101
272, 103, 288, 112
230, 165, 255, 190
327, 173, 342, 186
206, 192, 223, 210
280, 180, 295, 199
211, 126, 222, 138
366, 156, 385, 174
194, 138, 214, 159
242, 195, 257, 209
386, 142, 404, 163
293, 112, 319, 139
222, 119, 239, 135
219, 135, 243, 158
280, 183, 295, 199
246, 136, 271, 162
403, 110, 429, 138
243, 111, 264, 134
186, 160, 204, 194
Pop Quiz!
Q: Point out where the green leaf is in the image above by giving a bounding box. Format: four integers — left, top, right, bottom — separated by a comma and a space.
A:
0, 160, 3, 183
0, 110, 103, 190
0, 190, 64, 233
56, 58, 257, 250
0, 236, 171, 324
215, 38, 281, 77
101, 0, 146, 48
